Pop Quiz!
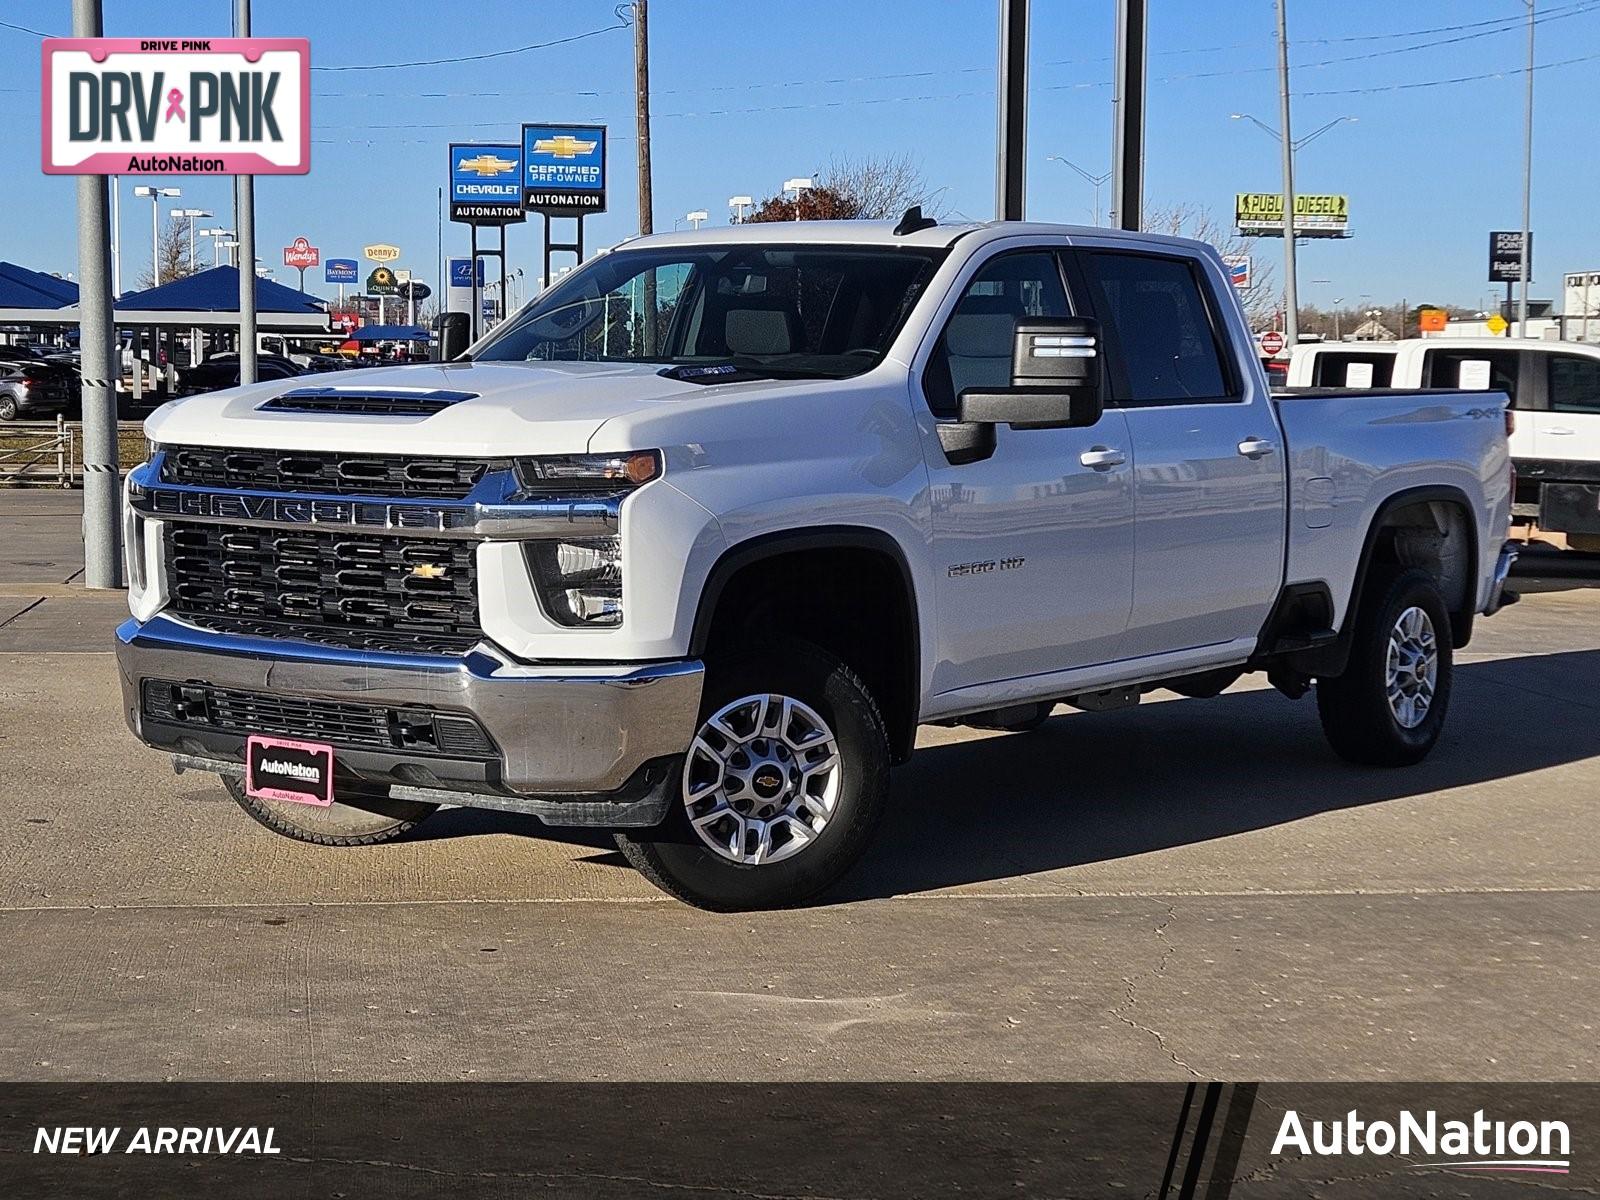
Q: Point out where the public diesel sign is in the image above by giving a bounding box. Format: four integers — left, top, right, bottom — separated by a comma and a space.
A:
449, 142, 526, 224
41, 38, 310, 175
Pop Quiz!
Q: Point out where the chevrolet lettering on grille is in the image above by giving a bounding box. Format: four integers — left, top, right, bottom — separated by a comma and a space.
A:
137, 485, 471, 532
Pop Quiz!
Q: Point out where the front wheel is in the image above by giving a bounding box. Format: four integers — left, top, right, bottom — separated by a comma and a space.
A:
616, 640, 890, 911
1316, 567, 1454, 767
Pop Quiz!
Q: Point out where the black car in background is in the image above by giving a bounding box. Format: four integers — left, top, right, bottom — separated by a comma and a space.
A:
178, 353, 303, 396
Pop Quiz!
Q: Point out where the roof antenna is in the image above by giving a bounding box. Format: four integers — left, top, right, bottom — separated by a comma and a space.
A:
892, 205, 938, 236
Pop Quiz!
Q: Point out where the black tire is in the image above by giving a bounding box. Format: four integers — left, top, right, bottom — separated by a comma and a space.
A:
223, 774, 437, 846
1316, 567, 1454, 767
615, 640, 891, 911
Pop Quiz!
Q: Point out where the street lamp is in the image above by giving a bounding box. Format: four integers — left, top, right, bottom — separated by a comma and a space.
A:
131, 185, 182, 285
218, 239, 240, 267
1046, 155, 1112, 226
1230, 112, 1357, 152
783, 177, 813, 222
728, 195, 753, 224
170, 208, 213, 272
200, 228, 235, 267
685, 209, 709, 230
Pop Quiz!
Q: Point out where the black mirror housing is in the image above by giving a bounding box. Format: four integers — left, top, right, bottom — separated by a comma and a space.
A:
433, 312, 471, 362
957, 316, 1104, 430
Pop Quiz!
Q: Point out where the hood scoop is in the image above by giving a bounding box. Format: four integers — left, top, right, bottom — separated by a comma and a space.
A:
257, 387, 479, 416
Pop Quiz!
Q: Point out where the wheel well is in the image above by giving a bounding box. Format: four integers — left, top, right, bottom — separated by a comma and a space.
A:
694, 539, 920, 764
1363, 493, 1477, 647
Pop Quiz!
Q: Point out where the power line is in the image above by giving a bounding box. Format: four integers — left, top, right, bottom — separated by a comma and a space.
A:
309, 15, 630, 72
0, 17, 57, 36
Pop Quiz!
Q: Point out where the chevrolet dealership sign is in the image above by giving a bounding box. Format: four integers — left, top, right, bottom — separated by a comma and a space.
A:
41, 38, 310, 175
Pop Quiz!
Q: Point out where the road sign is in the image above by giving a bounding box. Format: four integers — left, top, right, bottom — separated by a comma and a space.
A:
1235, 193, 1349, 238
449, 142, 527, 224
363, 244, 401, 263
520, 123, 607, 215
282, 237, 319, 270
1259, 330, 1285, 356
1222, 254, 1251, 289
1485, 313, 1509, 335
325, 259, 358, 284
1489, 231, 1531, 284
42, 38, 310, 175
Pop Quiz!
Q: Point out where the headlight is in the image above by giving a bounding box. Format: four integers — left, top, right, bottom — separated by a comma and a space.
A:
526, 536, 624, 627
514, 451, 660, 495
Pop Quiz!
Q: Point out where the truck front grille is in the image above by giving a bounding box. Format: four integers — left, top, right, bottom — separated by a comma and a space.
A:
160, 445, 497, 499
141, 679, 496, 758
162, 522, 482, 654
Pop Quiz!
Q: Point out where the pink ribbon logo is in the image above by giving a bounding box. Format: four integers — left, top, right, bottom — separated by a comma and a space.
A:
164, 88, 185, 123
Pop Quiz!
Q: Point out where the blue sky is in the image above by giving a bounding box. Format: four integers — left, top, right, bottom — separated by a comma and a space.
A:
4, 0, 1599, 310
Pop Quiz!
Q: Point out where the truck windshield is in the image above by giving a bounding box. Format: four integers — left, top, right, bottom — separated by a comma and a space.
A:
472, 244, 945, 379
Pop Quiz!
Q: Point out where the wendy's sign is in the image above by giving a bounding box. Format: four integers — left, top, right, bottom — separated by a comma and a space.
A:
42, 38, 310, 175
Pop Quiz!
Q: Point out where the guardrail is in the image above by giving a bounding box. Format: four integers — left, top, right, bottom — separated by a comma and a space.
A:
0, 415, 75, 488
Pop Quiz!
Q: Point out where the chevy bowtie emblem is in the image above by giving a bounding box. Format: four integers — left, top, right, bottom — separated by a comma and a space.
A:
532, 135, 597, 159
457, 154, 517, 177
409, 563, 448, 580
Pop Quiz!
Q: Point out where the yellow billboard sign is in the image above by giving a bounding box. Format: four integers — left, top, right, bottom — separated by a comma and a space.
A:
1235, 193, 1349, 238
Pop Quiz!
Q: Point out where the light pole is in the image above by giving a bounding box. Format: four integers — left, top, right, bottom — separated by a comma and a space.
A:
132, 185, 181, 286
685, 209, 709, 230
728, 195, 753, 224
1518, 0, 1535, 337
1229, 104, 1357, 350
1046, 155, 1112, 225
219, 239, 240, 267
783, 177, 813, 221
200, 228, 234, 266
109, 175, 121, 297
171, 208, 212, 273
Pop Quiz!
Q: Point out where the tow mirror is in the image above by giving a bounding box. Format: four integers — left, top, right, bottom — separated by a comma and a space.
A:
433, 312, 471, 362
938, 317, 1105, 465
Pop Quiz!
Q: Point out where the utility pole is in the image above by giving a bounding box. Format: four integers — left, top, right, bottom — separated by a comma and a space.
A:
995, 0, 1029, 221
234, 0, 258, 382
634, 0, 653, 235
1275, 0, 1299, 351
72, 0, 120, 588
1518, 0, 1535, 336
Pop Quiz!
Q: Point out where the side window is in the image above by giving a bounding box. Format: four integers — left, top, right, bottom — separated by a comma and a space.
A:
1548, 354, 1600, 415
1422, 349, 1522, 405
923, 251, 1070, 419
1087, 252, 1231, 404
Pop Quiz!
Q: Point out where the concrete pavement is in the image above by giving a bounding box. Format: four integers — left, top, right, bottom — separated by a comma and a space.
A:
0, 491, 1597, 1081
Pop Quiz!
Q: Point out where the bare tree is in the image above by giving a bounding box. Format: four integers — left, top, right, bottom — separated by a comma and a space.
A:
135, 215, 200, 291
1144, 203, 1279, 329
747, 153, 943, 223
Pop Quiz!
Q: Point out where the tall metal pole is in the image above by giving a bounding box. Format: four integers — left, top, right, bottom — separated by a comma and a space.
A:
1518, 0, 1535, 337
634, 0, 653, 235
234, 0, 258, 382
995, 0, 1029, 221
108, 175, 121, 297
73, 0, 120, 589
1110, 0, 1146, 230
150, 196, 161, 287
1275, 0, 1299, 351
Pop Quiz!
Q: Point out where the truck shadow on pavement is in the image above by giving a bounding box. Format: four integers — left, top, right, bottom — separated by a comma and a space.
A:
826, 647, 1600, 902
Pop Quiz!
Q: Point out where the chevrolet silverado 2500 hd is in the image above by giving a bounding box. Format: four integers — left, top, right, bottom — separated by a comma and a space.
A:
116, 218, 1518, 910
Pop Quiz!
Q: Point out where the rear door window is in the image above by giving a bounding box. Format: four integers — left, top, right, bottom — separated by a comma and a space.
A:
1547, 353, 1600, 415
1422, 348, 1523, 406
1084, 252, 1233, 404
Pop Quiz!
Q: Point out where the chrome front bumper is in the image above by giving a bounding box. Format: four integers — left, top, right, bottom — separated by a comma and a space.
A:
115, 614, 704, 821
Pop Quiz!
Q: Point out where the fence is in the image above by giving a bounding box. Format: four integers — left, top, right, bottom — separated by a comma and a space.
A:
0, 415, 76, 487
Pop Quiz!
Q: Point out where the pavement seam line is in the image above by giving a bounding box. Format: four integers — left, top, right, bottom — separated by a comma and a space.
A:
1108, 901, 1212, 1082
0, 596, 45, 631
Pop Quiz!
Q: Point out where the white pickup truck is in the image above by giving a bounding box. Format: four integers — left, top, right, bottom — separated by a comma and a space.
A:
117, 218, 1517, 910
1289, 336, 1600, 550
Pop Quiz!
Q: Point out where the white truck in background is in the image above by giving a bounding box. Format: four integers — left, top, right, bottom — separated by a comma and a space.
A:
1289, 337, 1600, 551
116, 218, 1516, 910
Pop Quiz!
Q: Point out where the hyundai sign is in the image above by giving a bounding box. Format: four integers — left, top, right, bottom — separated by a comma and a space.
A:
449, 142, 526, 224
449, 258, 484, 288
521, 123, 606, 215
325, 258, 358, 284
42, 38, 310, 175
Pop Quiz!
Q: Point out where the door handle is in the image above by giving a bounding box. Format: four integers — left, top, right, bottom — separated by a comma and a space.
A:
1237, 436, 1276, 459
1547, 427, 1576, 435
1079, 446, 1127, 470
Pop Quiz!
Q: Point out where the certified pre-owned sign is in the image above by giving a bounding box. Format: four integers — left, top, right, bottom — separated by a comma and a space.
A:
41, 38, 310, 175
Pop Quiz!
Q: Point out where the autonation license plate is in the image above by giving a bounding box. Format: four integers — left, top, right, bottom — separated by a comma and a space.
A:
245, 735, 334, 807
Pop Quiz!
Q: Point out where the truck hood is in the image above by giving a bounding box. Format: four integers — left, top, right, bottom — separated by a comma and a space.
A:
144, 359, 808, 455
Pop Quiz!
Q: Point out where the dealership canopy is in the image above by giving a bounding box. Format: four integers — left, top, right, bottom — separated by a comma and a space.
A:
0, 261, 81, 323
349, 324, 433, 342
77, 265, 331, 330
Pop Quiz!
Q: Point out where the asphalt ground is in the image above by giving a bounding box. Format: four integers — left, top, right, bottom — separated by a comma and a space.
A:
0, 490, 1597, 1081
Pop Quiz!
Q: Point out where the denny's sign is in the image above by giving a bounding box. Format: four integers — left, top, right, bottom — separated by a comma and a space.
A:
41, 38, 310, 175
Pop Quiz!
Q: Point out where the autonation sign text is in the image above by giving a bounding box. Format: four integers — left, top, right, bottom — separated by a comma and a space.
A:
41, 38, 310, 175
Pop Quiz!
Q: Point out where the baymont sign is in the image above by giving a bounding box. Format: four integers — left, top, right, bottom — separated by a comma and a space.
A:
42, 38, 309, 175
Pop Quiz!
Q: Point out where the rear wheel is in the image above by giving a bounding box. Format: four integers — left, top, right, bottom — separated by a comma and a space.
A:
1316, 567, 1453, 766
223, 775, 436, 846
616, 640, 890, 911
0, 395, 18, 421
